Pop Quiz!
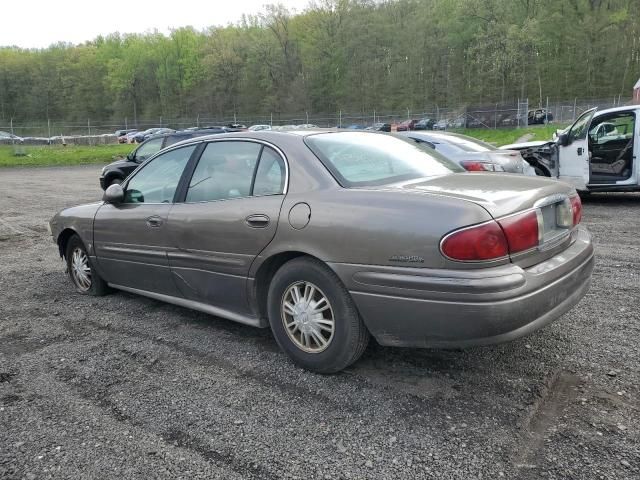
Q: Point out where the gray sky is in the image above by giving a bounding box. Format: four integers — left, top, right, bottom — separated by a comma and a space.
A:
1, 0, 312, 49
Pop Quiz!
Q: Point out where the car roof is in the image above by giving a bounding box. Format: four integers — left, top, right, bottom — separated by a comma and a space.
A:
594, 105, 639, 117
164, 128, 396, 149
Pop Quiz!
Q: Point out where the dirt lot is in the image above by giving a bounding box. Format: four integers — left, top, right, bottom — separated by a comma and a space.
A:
1, 165, 638, 479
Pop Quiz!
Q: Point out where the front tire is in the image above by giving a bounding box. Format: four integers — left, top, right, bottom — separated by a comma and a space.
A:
267, 257, 369, 373
65, 235, 110, 296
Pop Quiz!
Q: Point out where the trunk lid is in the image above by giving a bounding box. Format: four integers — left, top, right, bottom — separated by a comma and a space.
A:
383, 173, 578, 267
394, 172, 574, 218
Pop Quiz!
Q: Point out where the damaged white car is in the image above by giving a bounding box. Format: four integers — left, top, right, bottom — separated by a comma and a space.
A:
502, 105, 638, 192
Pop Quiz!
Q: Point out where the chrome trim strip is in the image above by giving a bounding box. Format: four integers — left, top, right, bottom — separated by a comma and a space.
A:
108, 283, 263, 328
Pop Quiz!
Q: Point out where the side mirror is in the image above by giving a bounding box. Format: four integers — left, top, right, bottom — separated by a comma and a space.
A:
103, 183, 124, 204
557, 133, 570, 147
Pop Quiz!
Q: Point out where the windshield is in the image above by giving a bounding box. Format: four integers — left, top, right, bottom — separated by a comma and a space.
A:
305, 132, 463, 187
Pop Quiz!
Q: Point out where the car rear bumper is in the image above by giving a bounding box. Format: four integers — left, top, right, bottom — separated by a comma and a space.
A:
330, 227, 594, 348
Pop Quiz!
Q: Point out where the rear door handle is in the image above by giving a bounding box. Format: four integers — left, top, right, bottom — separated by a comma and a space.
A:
146, 216, 163, 228
245, 214, 270, 228
577, 147, 583, 156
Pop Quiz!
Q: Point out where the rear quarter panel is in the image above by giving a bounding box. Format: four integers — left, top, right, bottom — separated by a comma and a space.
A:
258, 187, 495, 271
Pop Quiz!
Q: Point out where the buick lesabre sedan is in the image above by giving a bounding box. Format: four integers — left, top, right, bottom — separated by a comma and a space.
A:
49, 131, 594, 373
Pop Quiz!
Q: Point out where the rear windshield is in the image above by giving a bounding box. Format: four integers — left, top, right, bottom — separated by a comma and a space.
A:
431, 133, 496, 152
305, 132, 463, 187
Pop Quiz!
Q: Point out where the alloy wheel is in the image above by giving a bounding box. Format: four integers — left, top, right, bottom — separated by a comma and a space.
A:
281, 281, 335, 353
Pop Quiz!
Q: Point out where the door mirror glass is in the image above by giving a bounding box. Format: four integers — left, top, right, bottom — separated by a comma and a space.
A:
103, 184, 124, 204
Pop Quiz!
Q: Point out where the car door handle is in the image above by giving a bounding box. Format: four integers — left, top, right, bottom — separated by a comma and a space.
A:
245, 214, 270, 228
577, 147, 583, 156
146, 216, 163, 228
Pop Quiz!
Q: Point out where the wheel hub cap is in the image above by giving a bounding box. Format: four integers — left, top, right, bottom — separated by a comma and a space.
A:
282, 281, 334, 353
71, 248, 92, 291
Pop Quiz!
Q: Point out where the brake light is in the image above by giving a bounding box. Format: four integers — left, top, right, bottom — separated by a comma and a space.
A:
441, 221, 509, 261
498, 210, 540, 254
460, 161, 504, 172
570, 195, 582, 225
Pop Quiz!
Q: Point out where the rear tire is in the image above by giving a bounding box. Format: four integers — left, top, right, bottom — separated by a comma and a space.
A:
65, 235, 110, 296
267, 257, 369, 373
107, 177, 123, 188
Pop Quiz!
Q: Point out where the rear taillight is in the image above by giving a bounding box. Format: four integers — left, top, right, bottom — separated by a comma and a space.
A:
441, 211, 540, 261
570, 195, 582, 225
460, 161, 505, 172
441, 221, 509, 261
498, 210, 540, 254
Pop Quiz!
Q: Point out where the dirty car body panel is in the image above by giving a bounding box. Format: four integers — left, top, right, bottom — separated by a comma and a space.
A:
50, 130, 594, 354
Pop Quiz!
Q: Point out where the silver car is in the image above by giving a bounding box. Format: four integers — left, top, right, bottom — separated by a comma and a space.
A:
49, 131, 594, 373
400, 131, 536, 175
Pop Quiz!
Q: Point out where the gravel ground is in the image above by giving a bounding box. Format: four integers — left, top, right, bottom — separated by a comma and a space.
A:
0, 165, 638, 479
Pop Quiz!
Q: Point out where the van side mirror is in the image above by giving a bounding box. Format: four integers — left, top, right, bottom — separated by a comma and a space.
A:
103, 184, 124, 204
557, 133, 570, 147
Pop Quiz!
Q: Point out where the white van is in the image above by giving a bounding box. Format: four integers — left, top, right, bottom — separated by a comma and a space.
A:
502, 105, 638, 192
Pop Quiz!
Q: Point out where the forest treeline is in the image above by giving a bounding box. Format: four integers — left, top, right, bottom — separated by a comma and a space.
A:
1, 0, 639, 123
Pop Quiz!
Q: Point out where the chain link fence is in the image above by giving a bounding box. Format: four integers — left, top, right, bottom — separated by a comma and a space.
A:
0, 96, 632, 145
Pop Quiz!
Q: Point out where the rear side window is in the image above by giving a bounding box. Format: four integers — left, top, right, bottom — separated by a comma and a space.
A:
253, 147, 286, 196
185, 142, 286, 202
186, 141, 262, 202
306, 132, 462, 187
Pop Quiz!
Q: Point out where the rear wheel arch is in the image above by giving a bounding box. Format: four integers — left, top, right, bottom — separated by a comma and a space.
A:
252, 251, 327, 321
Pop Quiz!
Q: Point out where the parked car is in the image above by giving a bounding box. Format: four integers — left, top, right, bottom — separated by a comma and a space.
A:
0, 130, 23, 143
528, 109, 554, 125
118, 131, 139, 144
227, 123, 247, 130
414, 118, 435, 130
396, 119, 418, 131
52, 130, 593, 373
367, 122, 391, 132
248, 125, 272, 131
114, 128, 137, 137
133, 128, 175, 143
502, 105, 640, 192
433, 119, 449, 130
345, 124, 366, 130
400, 131, 536, 175
100, 129, 225, 189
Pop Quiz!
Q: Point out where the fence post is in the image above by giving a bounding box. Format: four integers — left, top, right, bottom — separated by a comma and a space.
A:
573, 98, 577, 121
10, 118, 14, 146
47, 118, 51, 139
339, 110, 342, 128
125, 117, 128, 131
270, 113, 273, 127
545, 97, 549, 124
494, 103, 497, 129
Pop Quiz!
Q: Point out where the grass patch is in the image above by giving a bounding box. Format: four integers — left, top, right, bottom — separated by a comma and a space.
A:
0, 144, 133, 167
450, 124, 566, 146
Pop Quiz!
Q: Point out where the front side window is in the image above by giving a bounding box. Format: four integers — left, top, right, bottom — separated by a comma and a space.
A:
306, 132, 462, 187
568, 110, 595, 143
124, 145, 196, 204
186, 141, 261, 202
134, 138, 163, 162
